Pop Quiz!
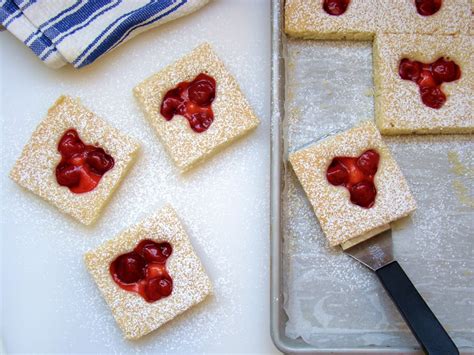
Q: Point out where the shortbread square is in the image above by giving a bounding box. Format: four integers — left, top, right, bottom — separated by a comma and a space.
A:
289, 121, 416, 247
84, 206, 213, 340
378, 0, 471, 35
9, 96, 140, 225
285, 0, 377, 40
134, 43, 260, 172
374, 34, 474, 134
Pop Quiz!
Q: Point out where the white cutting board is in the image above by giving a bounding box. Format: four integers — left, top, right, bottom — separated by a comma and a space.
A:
0, 0, 280, 353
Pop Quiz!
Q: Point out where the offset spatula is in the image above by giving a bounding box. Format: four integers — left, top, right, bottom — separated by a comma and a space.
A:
343, 229, 459, 355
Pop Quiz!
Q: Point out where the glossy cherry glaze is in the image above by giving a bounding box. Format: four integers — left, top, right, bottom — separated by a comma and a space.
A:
399, 57, 461, 109
55, 129, 114, 193
323, 0, 350, 16
326, 150, 380, 208
415, 0, 442, 16
160, 73, 216, 133
110, 240, 173, 303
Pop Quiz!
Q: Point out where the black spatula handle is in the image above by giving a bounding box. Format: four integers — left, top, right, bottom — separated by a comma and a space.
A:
375, 261, 459, 355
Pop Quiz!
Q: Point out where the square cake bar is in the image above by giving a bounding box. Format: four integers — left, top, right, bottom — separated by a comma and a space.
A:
374, 33, 473, 134
289, 121, 416, 247
84, 206, 213, 340
134, 43, 260, 172
10, 96, 140, 225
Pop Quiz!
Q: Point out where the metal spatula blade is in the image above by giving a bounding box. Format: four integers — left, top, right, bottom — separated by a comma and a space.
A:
344, 229, 459, 355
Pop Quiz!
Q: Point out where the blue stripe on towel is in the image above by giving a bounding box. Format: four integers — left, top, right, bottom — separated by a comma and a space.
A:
38, 0, 121, 60
43, 0, 116, 40
108, 0, 187, 52
75, 0, 185, 67
0, 1, 20, 24
23, 1, 82, 45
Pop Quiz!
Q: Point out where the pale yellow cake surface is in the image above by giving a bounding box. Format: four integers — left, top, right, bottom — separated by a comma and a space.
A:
285, 0, 377, 40
285, 0, 471, 39
378, 0, 471, 35
374, 34, 474, 134
84, 206, 213, 340
289, 121, 416, 247
9, 96, 140, 225
134, 43, 260, 173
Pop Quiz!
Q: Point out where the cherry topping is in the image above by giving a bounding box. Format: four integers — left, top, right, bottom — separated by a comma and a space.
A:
86, 148, 115, 175
145, 276, 173, 302
109, 239, 173, 303
326, 150, 380, 208
350, 181, 377, 208
415, 0, 442, 16
357, 149, 379, 176
323, 0, 350, 16
55, 129, 114, 193
398, 57, 461, 109
58, 129, 85, 158
431, 57, 461, 83
326, 160, 349, 186
55, 162, 81, 188
136, 240, 172, 263
112, 252, 146, 284
160, 73, 216, 133
399, 58, 422, 81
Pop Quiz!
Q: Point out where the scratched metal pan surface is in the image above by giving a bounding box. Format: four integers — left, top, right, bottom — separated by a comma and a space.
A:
270, 0, 474, 353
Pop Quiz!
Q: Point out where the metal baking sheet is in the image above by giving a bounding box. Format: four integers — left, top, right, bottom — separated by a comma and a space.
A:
270, 0, 474, 353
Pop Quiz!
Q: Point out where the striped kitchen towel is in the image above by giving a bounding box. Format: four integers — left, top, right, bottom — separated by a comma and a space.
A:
0, 0, 210, 69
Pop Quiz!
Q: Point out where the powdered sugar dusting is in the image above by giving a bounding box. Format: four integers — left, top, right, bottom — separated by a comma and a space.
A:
289, 121, 416, 246
134, 43, 260, 172
374, 33, 473, 134
84, 206, 213, 340
9, 96, 140, 225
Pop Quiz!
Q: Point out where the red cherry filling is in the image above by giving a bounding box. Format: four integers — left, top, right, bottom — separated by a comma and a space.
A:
323, 0, 350, 16
55, 129, 114, 193
326, 150, 380, 208
160, 73, 216, 133
399, 57, 461, 109
113, 252, 146, 284
415, 0, 442, 16
109, 239, 173, 303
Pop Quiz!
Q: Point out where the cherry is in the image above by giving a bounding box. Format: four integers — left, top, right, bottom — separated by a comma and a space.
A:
56, 162, 81, 187
188, 112, 214, 133
55, 129, 114, 193
399, 57, 461, 109
431, 58, 461, 83
58, 129, 85, 158
417, 70, 437, 88
145, 277, 173, 301
415, 0, 442, 16
326, 160, 349, 186
160, 88, 183, 120
323, 0, 350, 16
357, 150, 379, 176
188, 74, 216, 106
326, 150, 379, 208
399, 59, 422, 81
136, 240, 172, 263
160, 73, 216, 133
420, 86, 446, 109
350, 181, 377, 208
86, 148, 115, 175
111, 252, 146, 284
110, 239, 173, 303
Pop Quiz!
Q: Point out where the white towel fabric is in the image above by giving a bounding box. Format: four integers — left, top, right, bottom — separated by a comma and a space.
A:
0, 0, 209, 69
